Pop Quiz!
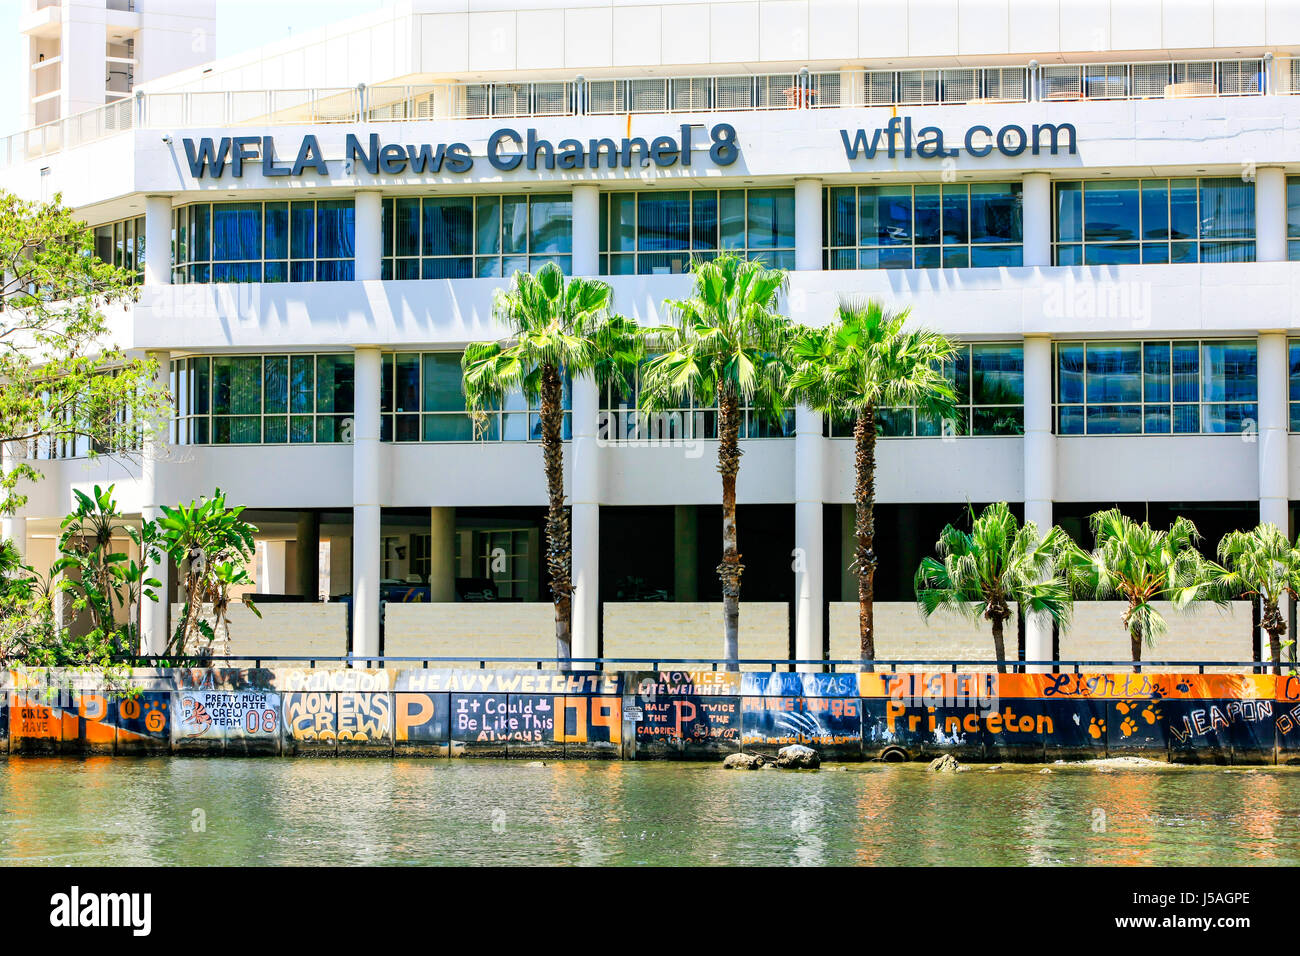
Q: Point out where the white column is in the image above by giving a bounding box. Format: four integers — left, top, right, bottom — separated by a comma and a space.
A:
1258, 331, 1290, 531
570, 182, 602, 665
429, 506, 456, 602
1, 442, 26, 564
794, 178, 823, 273
1022, 172, 1052, 268
571, 183, 600, 276
140, 349, 171, 655
354, 189, 383, 281
571, 377, 600, 665
1022, 335, 1055, 671
1255, 167, 1287, 264
143, 195, 172, 287
352, 346, 383, 660
794, 405, 824, 672
263, 540, 287, 594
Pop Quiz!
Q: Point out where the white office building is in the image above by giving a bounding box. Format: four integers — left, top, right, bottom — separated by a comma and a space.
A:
3, 0, 1298, 665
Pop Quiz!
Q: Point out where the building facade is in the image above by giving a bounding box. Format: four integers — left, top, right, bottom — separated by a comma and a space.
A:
3, 0, 1298, 665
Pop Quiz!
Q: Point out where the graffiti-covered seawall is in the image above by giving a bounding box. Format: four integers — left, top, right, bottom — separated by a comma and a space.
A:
1, 668, 1297, 763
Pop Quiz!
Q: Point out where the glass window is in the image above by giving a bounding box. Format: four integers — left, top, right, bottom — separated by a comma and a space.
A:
384, 194, 572, 279
1053, 178, 1255, 264
1056, 339, 1257, 435
172, 200, 355, 283
90, 215, 146, 283
171, 354, 356, 445
819, 343, 1023, 438
825, 183, 1023, 271
378, 352, 569, 443
600, 188, 794, 275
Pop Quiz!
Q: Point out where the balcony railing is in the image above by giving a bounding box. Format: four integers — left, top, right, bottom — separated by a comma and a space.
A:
0, 56, 1277, 169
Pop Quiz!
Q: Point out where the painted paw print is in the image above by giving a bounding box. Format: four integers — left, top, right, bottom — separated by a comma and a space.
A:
143, 698, 168, 734
1140, 703, 1161, 725
1087, 717, 1106, 740
1116, 700, 1135, 715
1176, 680, 1191, 693
1120, 717, 1138, 737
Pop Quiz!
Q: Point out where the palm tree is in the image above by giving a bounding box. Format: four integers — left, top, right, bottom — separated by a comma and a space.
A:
637, 253, 791, 671
914, 502, 1073, 674
462, 262, 640, 665
1204, 523, 1300, 673
787, 299, 957, 671
1063, 509, 1210, 667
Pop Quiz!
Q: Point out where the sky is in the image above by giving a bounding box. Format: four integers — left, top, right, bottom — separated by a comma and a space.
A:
1, 0, 393, 136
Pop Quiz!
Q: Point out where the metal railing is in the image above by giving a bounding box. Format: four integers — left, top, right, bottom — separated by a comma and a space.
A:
112, 655, 1291, 675
0, 56, 1277, 169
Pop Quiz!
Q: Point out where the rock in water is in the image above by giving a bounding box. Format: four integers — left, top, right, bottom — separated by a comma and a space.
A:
927, 754, 961, 773
722, 753, 766, 770
776, 745, 821, 769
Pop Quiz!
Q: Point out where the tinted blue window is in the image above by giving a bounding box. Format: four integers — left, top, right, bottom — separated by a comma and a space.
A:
290, 202, 314, 259
1083, 180, 1139, 242
212, 202, 261, 262
314, 200, 354, 260
1086, 343, 1141, 403
970, 183, 1022, 243
638, 191, 690, 251
423, 198, 472, 257
264, 202, 288, 260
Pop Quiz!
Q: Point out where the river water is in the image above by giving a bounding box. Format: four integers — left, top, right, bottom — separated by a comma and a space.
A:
1, 758, 1296, 866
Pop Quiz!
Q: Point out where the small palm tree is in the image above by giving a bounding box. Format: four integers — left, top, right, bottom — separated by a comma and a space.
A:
638, 253, 791, 670
1063, 509, 1210, 667
915, 502, 1073, 673
787, 299, 957, 671
462, 262, 640, 664
1205, 523, 1300, 673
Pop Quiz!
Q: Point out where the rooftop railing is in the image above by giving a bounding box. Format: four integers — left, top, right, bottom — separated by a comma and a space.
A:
0, 56, 1277, 169
113, 655, 1291, 675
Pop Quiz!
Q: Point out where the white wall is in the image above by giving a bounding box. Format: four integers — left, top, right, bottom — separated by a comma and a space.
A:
137, 0, 1300, 97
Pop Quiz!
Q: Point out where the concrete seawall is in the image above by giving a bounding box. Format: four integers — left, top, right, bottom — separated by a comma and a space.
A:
2, 668, 1296, 764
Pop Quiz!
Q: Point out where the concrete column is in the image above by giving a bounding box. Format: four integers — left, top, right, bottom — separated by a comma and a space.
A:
139, 349, 172, 655
354, 189, 384, 282
1255, 167, 1287, 263
571, 183, 600, 277
263, 540, 287, 594
794, 405, 825, 672
429, 506, 456, 602
352, 346, 383, 659
296, 511, 320, 600
1258, 331, 1290, 531
571, 375, 601, 664
1, 442, 26, 564
1022, 335, 1055, 671
1022, 172, 1052, 268
673, 505, 698, 602
840, 504, 856, 607
794, 177, 823, 273
143, 195, 172, 287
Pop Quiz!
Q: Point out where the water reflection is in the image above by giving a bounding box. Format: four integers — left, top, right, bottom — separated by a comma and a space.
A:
0, 759, 1297, 866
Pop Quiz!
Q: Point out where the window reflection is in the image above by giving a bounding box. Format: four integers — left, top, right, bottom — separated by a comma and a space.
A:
1055, 340, 1257, 434
825, 183, 1023, 270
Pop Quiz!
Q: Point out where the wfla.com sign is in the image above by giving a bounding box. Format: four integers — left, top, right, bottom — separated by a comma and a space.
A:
49, 886, 151, 937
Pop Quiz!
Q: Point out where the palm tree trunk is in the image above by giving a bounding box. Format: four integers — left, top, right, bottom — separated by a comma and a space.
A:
854, 407, 877, 673
1130, 619, 1142, 673
539, 364, 573, 669
1261, 598, 1285, 675
991, 615, 1007, 674
717, 384, 743, 672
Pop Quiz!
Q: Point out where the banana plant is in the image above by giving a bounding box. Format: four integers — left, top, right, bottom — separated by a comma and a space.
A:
155, 488, 259, 658
51, 484, 160, 654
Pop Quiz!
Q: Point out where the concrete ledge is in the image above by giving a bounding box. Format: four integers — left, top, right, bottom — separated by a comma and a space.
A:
384, 602, 557, 664
602, 602, 789, 667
